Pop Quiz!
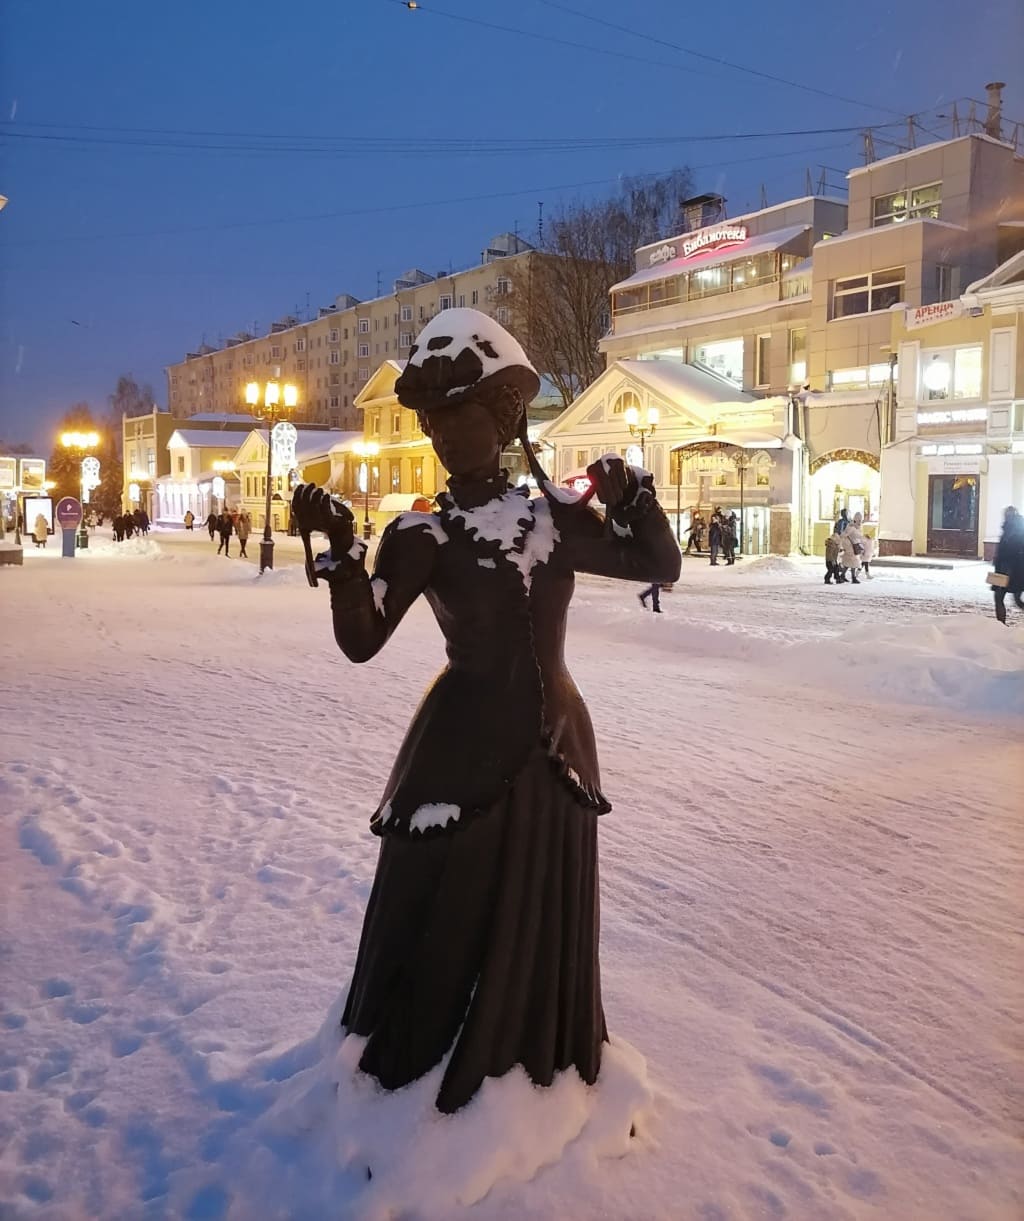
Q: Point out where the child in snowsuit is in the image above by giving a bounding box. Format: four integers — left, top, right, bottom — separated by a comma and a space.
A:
824, 531, 842, 583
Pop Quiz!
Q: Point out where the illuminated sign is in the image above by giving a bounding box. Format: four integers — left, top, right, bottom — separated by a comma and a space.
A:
906, 301, 963, 330
19, 458, 46, 491
648, 244, 677, 266
681, 224, 748, 259
0, 457, 16, 491
271, 421, 298, 476
917, 408, 987, 425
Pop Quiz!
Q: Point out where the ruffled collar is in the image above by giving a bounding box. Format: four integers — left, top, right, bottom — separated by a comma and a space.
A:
439, 470, 524, 511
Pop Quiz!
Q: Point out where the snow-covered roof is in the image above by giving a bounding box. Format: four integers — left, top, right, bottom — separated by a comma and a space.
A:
964, 247, 1024, 296
811, 217, 965, 251
846, 132, 1021, 177
614, 359, 764, 411
185, 413, 258, 425
613, 225, 811, 293
167, 430, 246, 450
247, 429, 353, 464
326, 432, 366, 455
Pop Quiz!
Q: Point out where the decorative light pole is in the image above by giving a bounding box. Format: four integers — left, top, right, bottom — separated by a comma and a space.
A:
60, 431, 101, 548
623, 404, 659, 465
245, 378, 298, 573
353, 440, 381, 540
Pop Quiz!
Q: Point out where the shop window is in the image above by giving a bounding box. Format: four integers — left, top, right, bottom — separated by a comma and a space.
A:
391, 465, 401, 492
688, 263, 730, 301
692, 337, 743, 387
755, 335, 771, 388
788, 328, 807, 384
576, 449, 588, 467
730, 253, 776, 289
829, 364, 891, 390
413, 461, 424, 493
872, 183, 942, 227
831, 267, 905, 319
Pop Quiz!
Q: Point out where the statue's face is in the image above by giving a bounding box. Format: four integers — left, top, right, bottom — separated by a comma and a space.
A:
427, 399, 502, 478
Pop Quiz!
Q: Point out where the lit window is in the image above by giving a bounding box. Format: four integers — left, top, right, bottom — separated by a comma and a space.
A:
872, 183, 942, 227
919, 346, 983, 402
611, 390, 641, 416
692, 338, 743, 387
831, 267, 905, 319
788, 328, 807, 384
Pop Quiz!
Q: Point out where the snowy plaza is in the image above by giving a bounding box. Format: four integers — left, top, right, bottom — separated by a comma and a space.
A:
1, 531, 1022, 1219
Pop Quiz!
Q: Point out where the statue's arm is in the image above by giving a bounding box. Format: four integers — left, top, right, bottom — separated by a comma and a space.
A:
319, 518, 438, 663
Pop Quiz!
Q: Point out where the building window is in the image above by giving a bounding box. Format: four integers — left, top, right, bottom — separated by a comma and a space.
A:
328, 328, 339, 343
330, 373, 340, 386
788, 328, 807, 384
400, 332, 412, 348
920, 346, 983, 402
177, 455, 185, 474
936, 264, 954, 301
329, 350, 340, 365
611, 390, 641, 416
471, 290, 479, 306
496, 277, 511, 295
294, 339, 306, 352
358, 343, 369, 358
575, 449, 588, 467
329, 395, 340, 408
358, 367, 368, 380
400, 305, 412, 322
458, 294, 466, 308
830, 267, 905, 319
296, 359, 305, 371
755, 334, 771, 388
692, 337, 743, 387
271, 345, 282, 359
413, 460, 423, 493
872, 183, 942, 227
391, 464, 401, 491
829, 364, 891, 390
358, 318, 370, 334
496, 306, 510, 324
391, 411, 401, 434
439, 294, 453, 311
374, 318, 379, 332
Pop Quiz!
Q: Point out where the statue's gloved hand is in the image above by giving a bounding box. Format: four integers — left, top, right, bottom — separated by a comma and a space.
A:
292, 483, 355, 553
586, 455, 638, 510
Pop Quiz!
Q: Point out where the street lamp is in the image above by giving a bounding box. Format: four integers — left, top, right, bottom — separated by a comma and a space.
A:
623, 404, 659, 464
353, 440, 380, 540
60, 430, 101, 548
246, 379, 298, 572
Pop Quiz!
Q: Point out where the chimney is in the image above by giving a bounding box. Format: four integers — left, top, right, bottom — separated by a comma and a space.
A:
984, 81, 1005, 140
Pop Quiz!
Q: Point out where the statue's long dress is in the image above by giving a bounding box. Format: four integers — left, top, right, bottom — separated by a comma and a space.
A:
323, 475, 679, 1113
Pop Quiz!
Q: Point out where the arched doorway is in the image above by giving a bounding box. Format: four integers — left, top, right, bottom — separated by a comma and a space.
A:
808, 449, 879, 554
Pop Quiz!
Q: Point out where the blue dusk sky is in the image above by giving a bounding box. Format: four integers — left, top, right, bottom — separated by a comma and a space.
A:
0, 0, 1021, 450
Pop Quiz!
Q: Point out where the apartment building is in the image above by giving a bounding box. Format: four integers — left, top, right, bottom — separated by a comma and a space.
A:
166, 233, 533, 429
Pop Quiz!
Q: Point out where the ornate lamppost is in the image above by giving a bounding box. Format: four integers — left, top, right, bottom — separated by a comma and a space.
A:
60, 430, 101, 548
245, 378, 298, 573
353, 439, 380, 541
623, 404, 659, 465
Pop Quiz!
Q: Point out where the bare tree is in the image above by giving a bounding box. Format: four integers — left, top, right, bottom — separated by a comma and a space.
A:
510, 169, 692, 406
109, 374, 155, 422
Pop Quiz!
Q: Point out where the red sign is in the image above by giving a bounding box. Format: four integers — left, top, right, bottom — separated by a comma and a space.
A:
55, 497, 83, 529
680, 224, 748, 259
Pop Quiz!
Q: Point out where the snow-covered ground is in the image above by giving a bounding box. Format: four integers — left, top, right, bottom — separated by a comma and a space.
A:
2, 532, 1022, 1219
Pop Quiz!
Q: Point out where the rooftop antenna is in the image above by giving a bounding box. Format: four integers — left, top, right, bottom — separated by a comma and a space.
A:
376, 270, 383, 296
906, 114, 917, 149
861, 129, 876, 165
305, 290, 311, 320
760, 184, 768, 208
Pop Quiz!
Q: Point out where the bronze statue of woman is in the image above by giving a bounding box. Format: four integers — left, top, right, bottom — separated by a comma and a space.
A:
291, 310, 680, 1115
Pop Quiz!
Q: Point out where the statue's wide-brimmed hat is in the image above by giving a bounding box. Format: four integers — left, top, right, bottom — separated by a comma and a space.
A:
394, 308, 540, 413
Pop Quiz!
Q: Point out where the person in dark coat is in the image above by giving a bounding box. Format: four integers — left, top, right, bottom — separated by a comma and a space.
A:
206, 511, 218, 541
991, 506, 1024, 624
638, 582, 662, 612
216, 511, 233, 556
722, 511, 738, 564
708, 511, 723, 566
684, 511, 705, 554
835, 507, 850, 535
292, 309, 680, 1118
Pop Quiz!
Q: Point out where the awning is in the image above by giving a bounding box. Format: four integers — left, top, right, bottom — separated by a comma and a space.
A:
612, 223, 811, 293
672, 430, 791, 452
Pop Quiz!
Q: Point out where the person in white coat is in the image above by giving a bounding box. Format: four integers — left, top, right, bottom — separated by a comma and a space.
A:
861, 528, 875, 578
840, 515, 865, 584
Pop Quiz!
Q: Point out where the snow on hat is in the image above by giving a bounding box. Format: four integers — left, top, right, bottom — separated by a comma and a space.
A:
394, 308, 541, 413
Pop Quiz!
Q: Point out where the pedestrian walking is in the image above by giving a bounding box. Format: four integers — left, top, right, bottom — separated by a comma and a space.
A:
216, 511, 234, 556
722, 511, 738, 565
638, 583, 663, 613
989, 506, 1024, 624
839, 519, 864, 584
684, 511, 705, 555
184, 510, 195, 531
835, 507, 850, 535
236, 510, 251, 558
206, 511, 218, 541
824, 530, 842, 584
708, 511, 723, 566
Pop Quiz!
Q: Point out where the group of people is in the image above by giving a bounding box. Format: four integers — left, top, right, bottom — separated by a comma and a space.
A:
684, 508, 740, 566
112, 508, 150, 542
824, 508, 874, 585
199, 508, 252, 557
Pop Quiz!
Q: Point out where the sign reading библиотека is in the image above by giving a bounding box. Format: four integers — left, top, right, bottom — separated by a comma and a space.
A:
647, 224, 749, 266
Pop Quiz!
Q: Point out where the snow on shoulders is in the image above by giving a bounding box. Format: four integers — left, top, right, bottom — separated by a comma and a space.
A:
394, 511, 447, 545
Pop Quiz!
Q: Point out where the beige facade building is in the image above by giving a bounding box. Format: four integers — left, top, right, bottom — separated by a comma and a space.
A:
547, 102, 1023, 555
165, 233, 534, 431
879, 251, 1024, 558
